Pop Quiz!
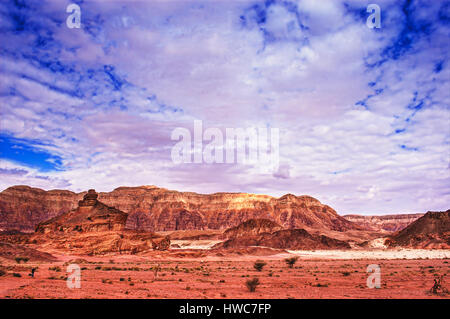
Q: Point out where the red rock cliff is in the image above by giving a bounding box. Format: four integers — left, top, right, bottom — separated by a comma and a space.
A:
35, 190, 128, 234
0, 185, 360, 232
343, 213, 424, 232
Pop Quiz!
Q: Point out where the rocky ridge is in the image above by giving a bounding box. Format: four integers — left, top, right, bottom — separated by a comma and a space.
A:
214, 219, 351, 250
386, 210, 450, 249
0, 185, 361, 233
343, 213, 424, 232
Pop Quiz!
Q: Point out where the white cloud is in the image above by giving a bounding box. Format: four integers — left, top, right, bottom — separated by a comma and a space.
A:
0, 0, 448, 214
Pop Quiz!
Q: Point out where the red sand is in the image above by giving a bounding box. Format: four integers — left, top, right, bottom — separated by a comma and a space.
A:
1, 253, 449, 299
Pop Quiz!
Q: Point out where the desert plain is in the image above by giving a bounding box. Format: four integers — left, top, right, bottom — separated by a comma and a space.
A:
0, 242, 449, 299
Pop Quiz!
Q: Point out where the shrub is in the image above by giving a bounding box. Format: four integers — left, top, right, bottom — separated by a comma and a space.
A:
13, 273, 22, 277
0, 269, 6, 277
284, 257, 298, 268
15, 257, 29, 264
342, 271, 351, 277
430, 275, 448, 295
245, 277, 260, 292
253, 261, 267, 272
49, 266, 61, 272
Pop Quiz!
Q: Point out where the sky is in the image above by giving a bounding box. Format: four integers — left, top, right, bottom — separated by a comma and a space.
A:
0, 0, 449, 215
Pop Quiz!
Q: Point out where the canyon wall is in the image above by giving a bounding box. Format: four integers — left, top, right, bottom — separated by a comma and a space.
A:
0, 185, 360, 232
343, 213, 424, 232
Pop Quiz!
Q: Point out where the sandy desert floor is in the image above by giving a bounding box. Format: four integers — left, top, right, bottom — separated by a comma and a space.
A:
0, 249, 449, 299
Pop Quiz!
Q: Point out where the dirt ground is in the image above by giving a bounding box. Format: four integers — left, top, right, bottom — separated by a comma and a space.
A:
0, 251, 449, 299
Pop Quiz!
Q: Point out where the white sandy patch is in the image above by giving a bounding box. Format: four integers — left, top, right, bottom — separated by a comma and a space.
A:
367, 238, 389, 249
170, 240, 222, 250
286, 249, 450, 260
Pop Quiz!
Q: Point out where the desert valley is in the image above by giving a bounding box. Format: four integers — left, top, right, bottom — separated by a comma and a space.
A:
0, 185, 448, 299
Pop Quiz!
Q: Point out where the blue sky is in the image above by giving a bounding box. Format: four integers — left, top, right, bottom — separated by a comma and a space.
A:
0, 0, 449, 214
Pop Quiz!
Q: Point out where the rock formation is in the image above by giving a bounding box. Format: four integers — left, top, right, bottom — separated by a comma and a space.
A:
0, 242, 57, 262
386, 210, 450, 249
220, 219, 283, 239
214, 219, 351, 250
0, 186, 82, 232
27, 190, 170, 255
35, 190, 127, 234
151, 235, 171, 251
215, 228, 350, 250
343, 213, 423, 232
0, 185, 361, 233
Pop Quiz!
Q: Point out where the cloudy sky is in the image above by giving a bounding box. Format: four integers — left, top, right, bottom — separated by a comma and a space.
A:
0, 0, 449, 214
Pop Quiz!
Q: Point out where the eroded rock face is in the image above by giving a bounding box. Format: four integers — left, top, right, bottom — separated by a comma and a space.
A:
343, 213, 424, 232
97, 188, 361, 232
152, 235, 171, 251
0, 242, 57, 262
214, 219, 351, 250
215, 228, 351, 250
31, 230, 158, 255
221, 219, 283, 239
386, 210, 450, 249
35, 190, 127, 234
1, 185, 361, 232
0, 186, 82, 232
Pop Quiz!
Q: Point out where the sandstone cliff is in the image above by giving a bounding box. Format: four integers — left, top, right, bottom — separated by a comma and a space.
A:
386, 210, 450, 249
35, 190, 127, 234
0, 186, 82, 232
30, 190, 168, 255
0, 185, 361, 233
343, 213, 424, 232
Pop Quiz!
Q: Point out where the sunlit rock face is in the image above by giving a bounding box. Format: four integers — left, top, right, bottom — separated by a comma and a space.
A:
1, 185, 361, 232
98, 187, 361, 232
35, 190, 127, 234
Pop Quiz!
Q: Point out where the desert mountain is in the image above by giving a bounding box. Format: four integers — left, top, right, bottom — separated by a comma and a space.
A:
35, 189, 127, 234
386, 210, 450, 249
0, 186, 83, 232
343, 213, 424, 232
0, 185, 361, 233
214, 219, 351, 250
30, 190, 169, 255
220, 219, 283, 239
